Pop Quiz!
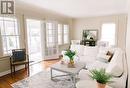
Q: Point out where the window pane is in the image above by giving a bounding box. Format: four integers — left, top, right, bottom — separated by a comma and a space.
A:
101, 23, 116, 46
6, 36, 18, 50
58, 24, 62, 45
4, 21, 15, 35
48, 37, 53, 43
64, 34, 69, 44
27, 19, 41, 36
47, 23, 53, 29
48, 30, 53, 35
58, 35, 62, 45
64, 25, 69, 34
58, 24, 62, 34
63, 24, 69, 44
46, 22, 56, 47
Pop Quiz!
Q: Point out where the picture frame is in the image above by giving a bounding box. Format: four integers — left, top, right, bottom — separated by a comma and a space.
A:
82, 30, 98, 41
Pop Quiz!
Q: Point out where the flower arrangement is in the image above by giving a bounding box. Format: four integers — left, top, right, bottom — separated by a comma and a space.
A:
64, 50, 76, 68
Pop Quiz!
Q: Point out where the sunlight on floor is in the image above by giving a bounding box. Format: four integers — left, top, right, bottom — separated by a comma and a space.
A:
30, 62, 45, 76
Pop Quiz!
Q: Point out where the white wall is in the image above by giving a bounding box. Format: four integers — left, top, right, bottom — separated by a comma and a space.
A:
72, 14, 127, 50
126, 0, 130, 87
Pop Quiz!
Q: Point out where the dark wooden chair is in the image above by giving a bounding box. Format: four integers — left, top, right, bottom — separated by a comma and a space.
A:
10, 49, 29, 75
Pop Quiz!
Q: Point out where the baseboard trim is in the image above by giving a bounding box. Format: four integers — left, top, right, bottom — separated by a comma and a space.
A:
0, 65, 25, 77
0, 70, 10, 77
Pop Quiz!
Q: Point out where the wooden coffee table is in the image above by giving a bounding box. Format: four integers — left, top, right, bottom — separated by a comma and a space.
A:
50, 62, 86, 88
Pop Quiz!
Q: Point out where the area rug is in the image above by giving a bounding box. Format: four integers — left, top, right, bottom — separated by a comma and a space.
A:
11, 70, 74, 88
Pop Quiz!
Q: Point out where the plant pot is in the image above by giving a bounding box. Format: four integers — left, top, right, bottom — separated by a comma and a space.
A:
97, 82, 106, 88
68, 59, 75, 68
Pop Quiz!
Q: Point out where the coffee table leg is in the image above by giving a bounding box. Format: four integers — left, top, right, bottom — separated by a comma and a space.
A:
71, 75, 76, 88
51, 68, 53, 80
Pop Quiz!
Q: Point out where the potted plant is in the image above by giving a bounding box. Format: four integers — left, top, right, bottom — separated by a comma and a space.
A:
89, 68, 112, 88
64, 50, 76, 68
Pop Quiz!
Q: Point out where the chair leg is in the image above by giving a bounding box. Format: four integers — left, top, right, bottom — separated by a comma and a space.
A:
25, 64, 27, 69
10, 65, 13, 76
27, 63, 30, 76
13, 65, 15, 74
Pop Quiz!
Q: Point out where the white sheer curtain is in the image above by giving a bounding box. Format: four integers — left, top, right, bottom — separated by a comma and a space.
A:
44, 21, 59, 60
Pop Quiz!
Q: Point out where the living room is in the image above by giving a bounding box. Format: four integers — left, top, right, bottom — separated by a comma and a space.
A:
0, 0, 130, 88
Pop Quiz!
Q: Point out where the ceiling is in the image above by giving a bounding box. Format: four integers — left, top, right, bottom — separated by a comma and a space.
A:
16, 0, 128, 18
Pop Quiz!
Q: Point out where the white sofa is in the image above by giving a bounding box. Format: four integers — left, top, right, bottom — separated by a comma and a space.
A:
63, 45, 128, 88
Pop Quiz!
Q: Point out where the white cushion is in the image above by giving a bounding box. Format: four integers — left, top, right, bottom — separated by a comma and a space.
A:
84, 46, 98, 57
106, 48, 124, 77
87, 60, 108, 70
99, 47, 115, 54
97, 53, 111, 63
70, 45, 84, 56
80, 55, 96, 65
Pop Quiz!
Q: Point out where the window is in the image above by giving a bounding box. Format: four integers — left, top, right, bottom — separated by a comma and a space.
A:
0, 17, 20, 54
63, 24, 69, 44
101, 23, 116, 46
45, 21, 58, 57
58, 24, 62, 45
46, 22, 56, 47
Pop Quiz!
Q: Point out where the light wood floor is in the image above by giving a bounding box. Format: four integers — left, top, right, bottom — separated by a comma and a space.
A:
0, 59, 60, 88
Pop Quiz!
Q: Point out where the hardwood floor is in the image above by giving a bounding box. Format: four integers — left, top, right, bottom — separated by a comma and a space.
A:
0, 59, 60, 88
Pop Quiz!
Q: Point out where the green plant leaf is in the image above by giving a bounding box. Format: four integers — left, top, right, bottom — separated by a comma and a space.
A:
89, 68, 113, 84
65, 50, 76, 60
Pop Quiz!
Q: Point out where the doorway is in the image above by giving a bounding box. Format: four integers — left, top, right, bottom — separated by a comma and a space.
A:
26, 19, 43, 63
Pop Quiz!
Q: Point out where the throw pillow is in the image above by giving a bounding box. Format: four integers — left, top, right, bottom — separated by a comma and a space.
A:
106, 51, 114, 62
97, 53, 111, 63
97, 47, 115, 63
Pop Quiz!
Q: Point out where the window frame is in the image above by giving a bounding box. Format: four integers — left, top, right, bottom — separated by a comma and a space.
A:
58, 24, 63, 45
63, 24, 69, 44
0, 17, 20, 55
46, 22, 57, 47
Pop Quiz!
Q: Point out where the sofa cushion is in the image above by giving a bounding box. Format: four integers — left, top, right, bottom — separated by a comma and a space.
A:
99, 47, 115, 54
79, 55, 96, 65
106, 48, 124, 77
84, 46, 98, 57
86, 60, 108, 70
97, 47, 115, 62
70, 45, 84, 56
97, 53, 110, 63
97, 52, 113, 63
